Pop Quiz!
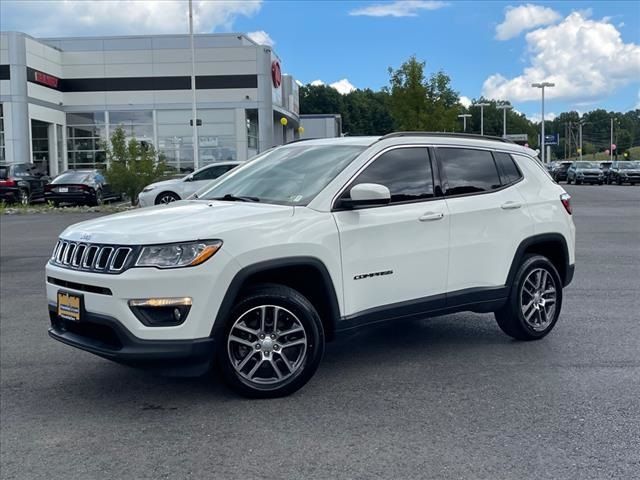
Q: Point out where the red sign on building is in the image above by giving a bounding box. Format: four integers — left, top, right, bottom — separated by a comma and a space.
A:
34, 71, 59, 89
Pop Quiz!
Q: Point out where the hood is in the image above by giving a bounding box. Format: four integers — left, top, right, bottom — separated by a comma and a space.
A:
145, 178, 184, 189
620, 169, 640, 174
577, 168, 602, 174
60, 200, 294, 244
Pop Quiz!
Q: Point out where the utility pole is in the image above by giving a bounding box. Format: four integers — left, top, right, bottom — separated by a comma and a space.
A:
496, 104, 512, 137
458, 114, 472, 132
579, 121, 583, 161
610, 117, 614, 162
472, 103, 490, 136
189, 0, 199, 169
531, 82, 555, 163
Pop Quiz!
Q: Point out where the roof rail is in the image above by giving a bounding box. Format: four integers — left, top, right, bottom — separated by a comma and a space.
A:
379, 132, 516, 144
284, 137, 318, 145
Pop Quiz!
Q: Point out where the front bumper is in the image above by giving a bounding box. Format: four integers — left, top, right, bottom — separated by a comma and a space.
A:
576, 176, 603, 184
48, 305, 216, 375
137, 191, 155, 208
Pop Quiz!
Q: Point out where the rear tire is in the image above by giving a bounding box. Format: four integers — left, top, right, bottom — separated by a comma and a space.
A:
217, 284, 325, 398
495, 254, 563, 341
566, 178, 572, 184
92, 189, 103, 206
18, 189, 30, 206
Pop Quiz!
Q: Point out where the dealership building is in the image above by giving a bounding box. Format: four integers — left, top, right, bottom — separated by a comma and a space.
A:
0, 31, 301, 174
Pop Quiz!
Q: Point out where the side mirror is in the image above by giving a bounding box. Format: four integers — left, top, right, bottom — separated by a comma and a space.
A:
338, 183, 391, 209
185, 175, 194, 182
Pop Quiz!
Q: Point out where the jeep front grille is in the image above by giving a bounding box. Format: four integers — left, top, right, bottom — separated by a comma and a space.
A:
51, 240, 136, 274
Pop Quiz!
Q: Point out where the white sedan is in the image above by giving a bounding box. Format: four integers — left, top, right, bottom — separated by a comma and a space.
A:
138, 161, 242, 207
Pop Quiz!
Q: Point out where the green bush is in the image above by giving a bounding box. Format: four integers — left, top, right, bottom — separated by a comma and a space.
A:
102, 126, 167, 205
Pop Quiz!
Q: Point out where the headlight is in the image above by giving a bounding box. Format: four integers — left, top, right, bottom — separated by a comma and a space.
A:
142, 185, 156, 192
136, 240, 222, 268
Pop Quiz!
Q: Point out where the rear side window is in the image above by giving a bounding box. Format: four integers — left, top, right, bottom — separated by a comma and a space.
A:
438, 148, 502, 196
494, 152, 523, 185
345, 147, 434, 204
193, 165, 233, 181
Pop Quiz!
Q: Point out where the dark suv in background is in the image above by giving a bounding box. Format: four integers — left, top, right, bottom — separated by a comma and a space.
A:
0, 163, 49, 205
607, 161, 640, 185
566, 161, 604, 185
552, 161, 572, 182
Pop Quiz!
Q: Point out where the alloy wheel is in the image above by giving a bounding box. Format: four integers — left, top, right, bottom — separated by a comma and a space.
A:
159, 194, 177, 204
227, 305, 308, 386
520, 268, 557, 332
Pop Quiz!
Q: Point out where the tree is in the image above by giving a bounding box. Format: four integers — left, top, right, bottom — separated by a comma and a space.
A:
387, 56, 459, 131
102, 126, 167, 205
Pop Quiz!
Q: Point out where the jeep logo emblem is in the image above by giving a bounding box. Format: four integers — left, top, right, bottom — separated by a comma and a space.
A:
79, 233, 92, 241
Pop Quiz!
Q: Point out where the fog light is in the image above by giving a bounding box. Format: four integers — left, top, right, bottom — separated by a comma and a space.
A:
128, 297, 192, 326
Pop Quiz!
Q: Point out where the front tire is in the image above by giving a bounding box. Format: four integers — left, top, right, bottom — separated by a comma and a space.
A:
495, 254, 563, 341
155, 191, 180, 205
218, 284, 325, 398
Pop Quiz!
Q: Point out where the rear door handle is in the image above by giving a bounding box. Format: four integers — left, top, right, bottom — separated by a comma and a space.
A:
501, 201, 522, 210
419, 212, 444, 222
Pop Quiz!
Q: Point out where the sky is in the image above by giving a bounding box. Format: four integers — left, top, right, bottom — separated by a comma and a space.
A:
1, 0, 639, 120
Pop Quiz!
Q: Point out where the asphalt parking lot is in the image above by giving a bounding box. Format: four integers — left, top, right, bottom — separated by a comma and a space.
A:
1, 185, 639, 480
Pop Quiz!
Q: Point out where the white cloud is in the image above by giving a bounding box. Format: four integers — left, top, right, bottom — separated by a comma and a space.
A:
307, 79, 357, 95
330, 78, 356, 94
0, 0, 262, 37
295, 79, 304, 87
483, 12, 640, 103
495, 4, 561, 40
349, 1, 449, 17
528, 112, 557, 123
459, 95, 472, 108
246, 30, 274, 46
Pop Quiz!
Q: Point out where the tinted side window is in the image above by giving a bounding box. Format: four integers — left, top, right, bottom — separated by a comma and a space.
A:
194, 165, 230, 181
439, 148, 501, 196
494, 152, 523, 185
345, 147, 434, 203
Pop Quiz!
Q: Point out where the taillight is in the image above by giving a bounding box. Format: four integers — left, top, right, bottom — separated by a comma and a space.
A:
0, 178, 17, 187
560, 193, 572, 215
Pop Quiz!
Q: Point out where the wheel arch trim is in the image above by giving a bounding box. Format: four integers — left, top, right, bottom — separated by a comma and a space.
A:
210, 256, 341, 338
506, 233, 573, 289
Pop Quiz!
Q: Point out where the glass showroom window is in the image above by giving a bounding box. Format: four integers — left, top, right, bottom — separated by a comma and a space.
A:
109, 111, 154, 150
246, 109, 259, 152
0, 104, 5, 162
156, 110, 195, 173
198, 109, 236, 165
66, 112, 106, 169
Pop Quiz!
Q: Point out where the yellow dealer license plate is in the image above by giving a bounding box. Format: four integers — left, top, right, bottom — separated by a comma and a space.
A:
57, 291, 82, 322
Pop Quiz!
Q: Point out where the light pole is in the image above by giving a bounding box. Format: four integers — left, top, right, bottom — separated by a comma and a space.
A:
472, 103, 490, 136
458, 114, 472, 132
496, 104, 512, 137
188, 0, 199, 169
531, 82, 554, 163
579, 121, 583, 161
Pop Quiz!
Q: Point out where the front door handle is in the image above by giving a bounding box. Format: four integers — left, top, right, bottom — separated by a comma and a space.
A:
419, 212, 444, 222
501, 201, 522, 210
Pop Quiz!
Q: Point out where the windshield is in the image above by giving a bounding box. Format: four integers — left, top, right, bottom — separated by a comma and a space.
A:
576, 162, 599, 169
619, 162, 637, 169
52, 171, 95, 184
199, 145, 366, 206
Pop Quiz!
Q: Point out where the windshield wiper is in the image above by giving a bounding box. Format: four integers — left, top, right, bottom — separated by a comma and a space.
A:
212, 193, 260, 202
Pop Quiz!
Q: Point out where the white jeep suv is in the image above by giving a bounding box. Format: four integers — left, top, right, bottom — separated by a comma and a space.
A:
46, 133, 576, 398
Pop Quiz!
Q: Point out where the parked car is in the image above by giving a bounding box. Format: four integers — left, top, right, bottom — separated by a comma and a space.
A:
599, 161, 613, 184
0, 162, 49, 205
551, 161, 572, 182
44, 169, 121, 206
46, 133, 575, 398
607, 161, 640, 185
566, 161, 604, 185
138, 161, 242, 207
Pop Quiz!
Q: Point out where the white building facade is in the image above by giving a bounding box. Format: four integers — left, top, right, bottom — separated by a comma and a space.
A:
0, 31, 300, 174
